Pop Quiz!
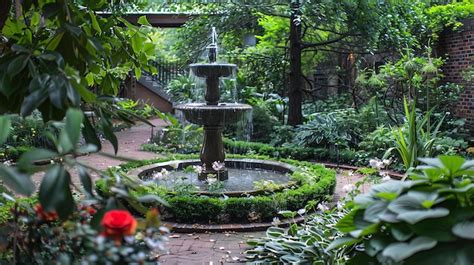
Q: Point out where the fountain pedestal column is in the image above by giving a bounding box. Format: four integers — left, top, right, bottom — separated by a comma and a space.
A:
205, 76, 220, 105
199, 125, 228, 181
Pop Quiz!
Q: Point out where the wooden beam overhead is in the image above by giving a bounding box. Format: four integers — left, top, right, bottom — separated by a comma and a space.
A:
101, 13, 197, 28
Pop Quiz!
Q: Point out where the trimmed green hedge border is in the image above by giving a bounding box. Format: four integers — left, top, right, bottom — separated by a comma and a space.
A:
223, 139, 359, 164
141, 139, 361, 164
98, 154, 336, 224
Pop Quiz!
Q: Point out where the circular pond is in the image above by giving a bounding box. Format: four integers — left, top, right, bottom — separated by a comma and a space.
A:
131, 159, 296, 196
108, 155, 336, 225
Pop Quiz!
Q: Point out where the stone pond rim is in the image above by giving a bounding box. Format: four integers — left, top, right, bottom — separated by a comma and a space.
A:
129, 158, 297, 197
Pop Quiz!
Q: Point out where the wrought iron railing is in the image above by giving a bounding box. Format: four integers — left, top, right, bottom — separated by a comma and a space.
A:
145, 59, 187, 87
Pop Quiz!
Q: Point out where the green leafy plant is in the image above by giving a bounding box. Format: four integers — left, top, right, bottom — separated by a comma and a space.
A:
359, 126, 395, 159
329, 155, 474, 264
0, 199, 166, 264
116, 99, 159, 119
294, 113, 350, 148
165, 75, 196, 103
223, 138, 359, 165
385, 99, 444, 171
146, 113, 203, 154
246, 209, 351, 264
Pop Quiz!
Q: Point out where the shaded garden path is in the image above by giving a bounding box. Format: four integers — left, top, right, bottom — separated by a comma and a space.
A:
71, 119, 370, 264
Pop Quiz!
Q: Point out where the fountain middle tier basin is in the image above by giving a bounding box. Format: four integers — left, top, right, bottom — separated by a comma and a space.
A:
189, 63, 237, 78
175, 103, 252, 126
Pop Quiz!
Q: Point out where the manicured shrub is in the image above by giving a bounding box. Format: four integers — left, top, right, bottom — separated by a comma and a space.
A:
97, 154, 336, 224
223, 138, 359, 164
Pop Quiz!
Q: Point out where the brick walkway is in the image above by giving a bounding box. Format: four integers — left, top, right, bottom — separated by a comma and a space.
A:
76, 119, 167, 172
63, 119, 370, 265
159, 231, 265, 264
159, 169, 367, 265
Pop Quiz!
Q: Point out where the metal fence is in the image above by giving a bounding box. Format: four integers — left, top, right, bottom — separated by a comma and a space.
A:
147, 59, 187, 87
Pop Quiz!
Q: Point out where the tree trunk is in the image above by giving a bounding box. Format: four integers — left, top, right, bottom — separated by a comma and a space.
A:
0, 0, 12, 31
287, 3, 303, 126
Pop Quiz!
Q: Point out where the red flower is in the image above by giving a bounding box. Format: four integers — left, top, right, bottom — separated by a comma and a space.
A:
80, 205, 97, 216
34, 204, 58, 221
101, 210, 137, 241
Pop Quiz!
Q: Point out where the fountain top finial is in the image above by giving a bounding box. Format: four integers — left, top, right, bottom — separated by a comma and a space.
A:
207, 27, 218, 63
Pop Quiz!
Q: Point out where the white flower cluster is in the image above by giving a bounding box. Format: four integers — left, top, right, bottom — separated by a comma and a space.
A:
317, 201, 330, 212
206, 174, 218, 184
379, 171, 392, 182
342, 184, 356, 193
2, 160, 13, 166
192, 165, 203, 174
152, 168, 169, 180
369, 158, 391, 170
212, 161, 225, 171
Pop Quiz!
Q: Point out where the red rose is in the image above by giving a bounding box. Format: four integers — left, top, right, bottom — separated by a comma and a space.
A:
101, 210, 137, 241
34, 204, 58, 221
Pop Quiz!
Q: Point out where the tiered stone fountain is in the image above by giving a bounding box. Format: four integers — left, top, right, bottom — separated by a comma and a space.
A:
175, 28, 252, 181
129, 28, 335, 227
133, 28, 299, 193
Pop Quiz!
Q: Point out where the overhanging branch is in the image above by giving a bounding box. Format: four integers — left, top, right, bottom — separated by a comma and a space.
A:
302, 34, 349, 49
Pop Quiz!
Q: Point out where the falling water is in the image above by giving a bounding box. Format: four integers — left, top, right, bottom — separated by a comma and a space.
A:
189, 70, 205, 102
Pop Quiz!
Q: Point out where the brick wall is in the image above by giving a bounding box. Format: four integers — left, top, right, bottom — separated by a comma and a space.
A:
437, 18, 474, 133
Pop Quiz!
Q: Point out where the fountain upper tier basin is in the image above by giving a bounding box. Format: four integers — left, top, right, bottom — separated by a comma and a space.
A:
175, 103, 252, 126
189, 63, 237, 78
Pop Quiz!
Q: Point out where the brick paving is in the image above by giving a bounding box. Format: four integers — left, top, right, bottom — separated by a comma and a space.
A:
38, 118, 371, 265
158, 169, 369, 265
159, 231, 265, 264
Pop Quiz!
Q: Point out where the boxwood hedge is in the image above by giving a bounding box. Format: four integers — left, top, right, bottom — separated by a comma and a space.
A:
97, 154, 336, 224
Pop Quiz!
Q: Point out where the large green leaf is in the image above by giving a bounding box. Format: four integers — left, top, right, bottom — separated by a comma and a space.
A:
78, 166, 93, 197
266, 227, 285, 238
382, 236, 437, 262
0, 166, 34, 196
391, 224, 414, 241
411, 217, 456, 242
7, 54, 29, 77
404, 243, 474, 265
39, 165, 74, 219
46, 32, 64, 50
81, 117, 102, 150
364, 201, 389, 223
137, 15, 151, 26
365, 235, 390, 257
439, 156, 465, 175
370, 181, 408, 196
101, 119, 118, 154
64, 108, 83, 145
388, 191, 448, 224
0, 116, 11, 145
325, 236, 361, 251
89, 12, 102, 34
354, 194, 376, 208
397, 208, 449, 224
58, 108, 83, 153
18, 148, 57, 171
452, 221, 474, 240
20, 88, 48, 116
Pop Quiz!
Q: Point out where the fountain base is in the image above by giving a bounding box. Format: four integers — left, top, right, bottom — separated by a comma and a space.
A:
198, 169, 228, 181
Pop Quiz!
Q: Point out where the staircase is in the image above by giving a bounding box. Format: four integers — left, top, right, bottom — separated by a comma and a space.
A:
130, 60, 186, 113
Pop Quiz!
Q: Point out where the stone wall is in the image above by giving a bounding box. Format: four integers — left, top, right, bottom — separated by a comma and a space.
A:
437, 18, 474, 133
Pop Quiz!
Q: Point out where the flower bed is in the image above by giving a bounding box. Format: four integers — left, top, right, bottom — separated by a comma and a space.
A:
96, 154, 336, 224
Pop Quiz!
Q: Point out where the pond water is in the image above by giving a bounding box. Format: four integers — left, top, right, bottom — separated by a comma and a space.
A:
145, 168, 292, 192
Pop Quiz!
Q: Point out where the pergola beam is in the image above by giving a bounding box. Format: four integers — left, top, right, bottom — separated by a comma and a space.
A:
100, 12, 197, 28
